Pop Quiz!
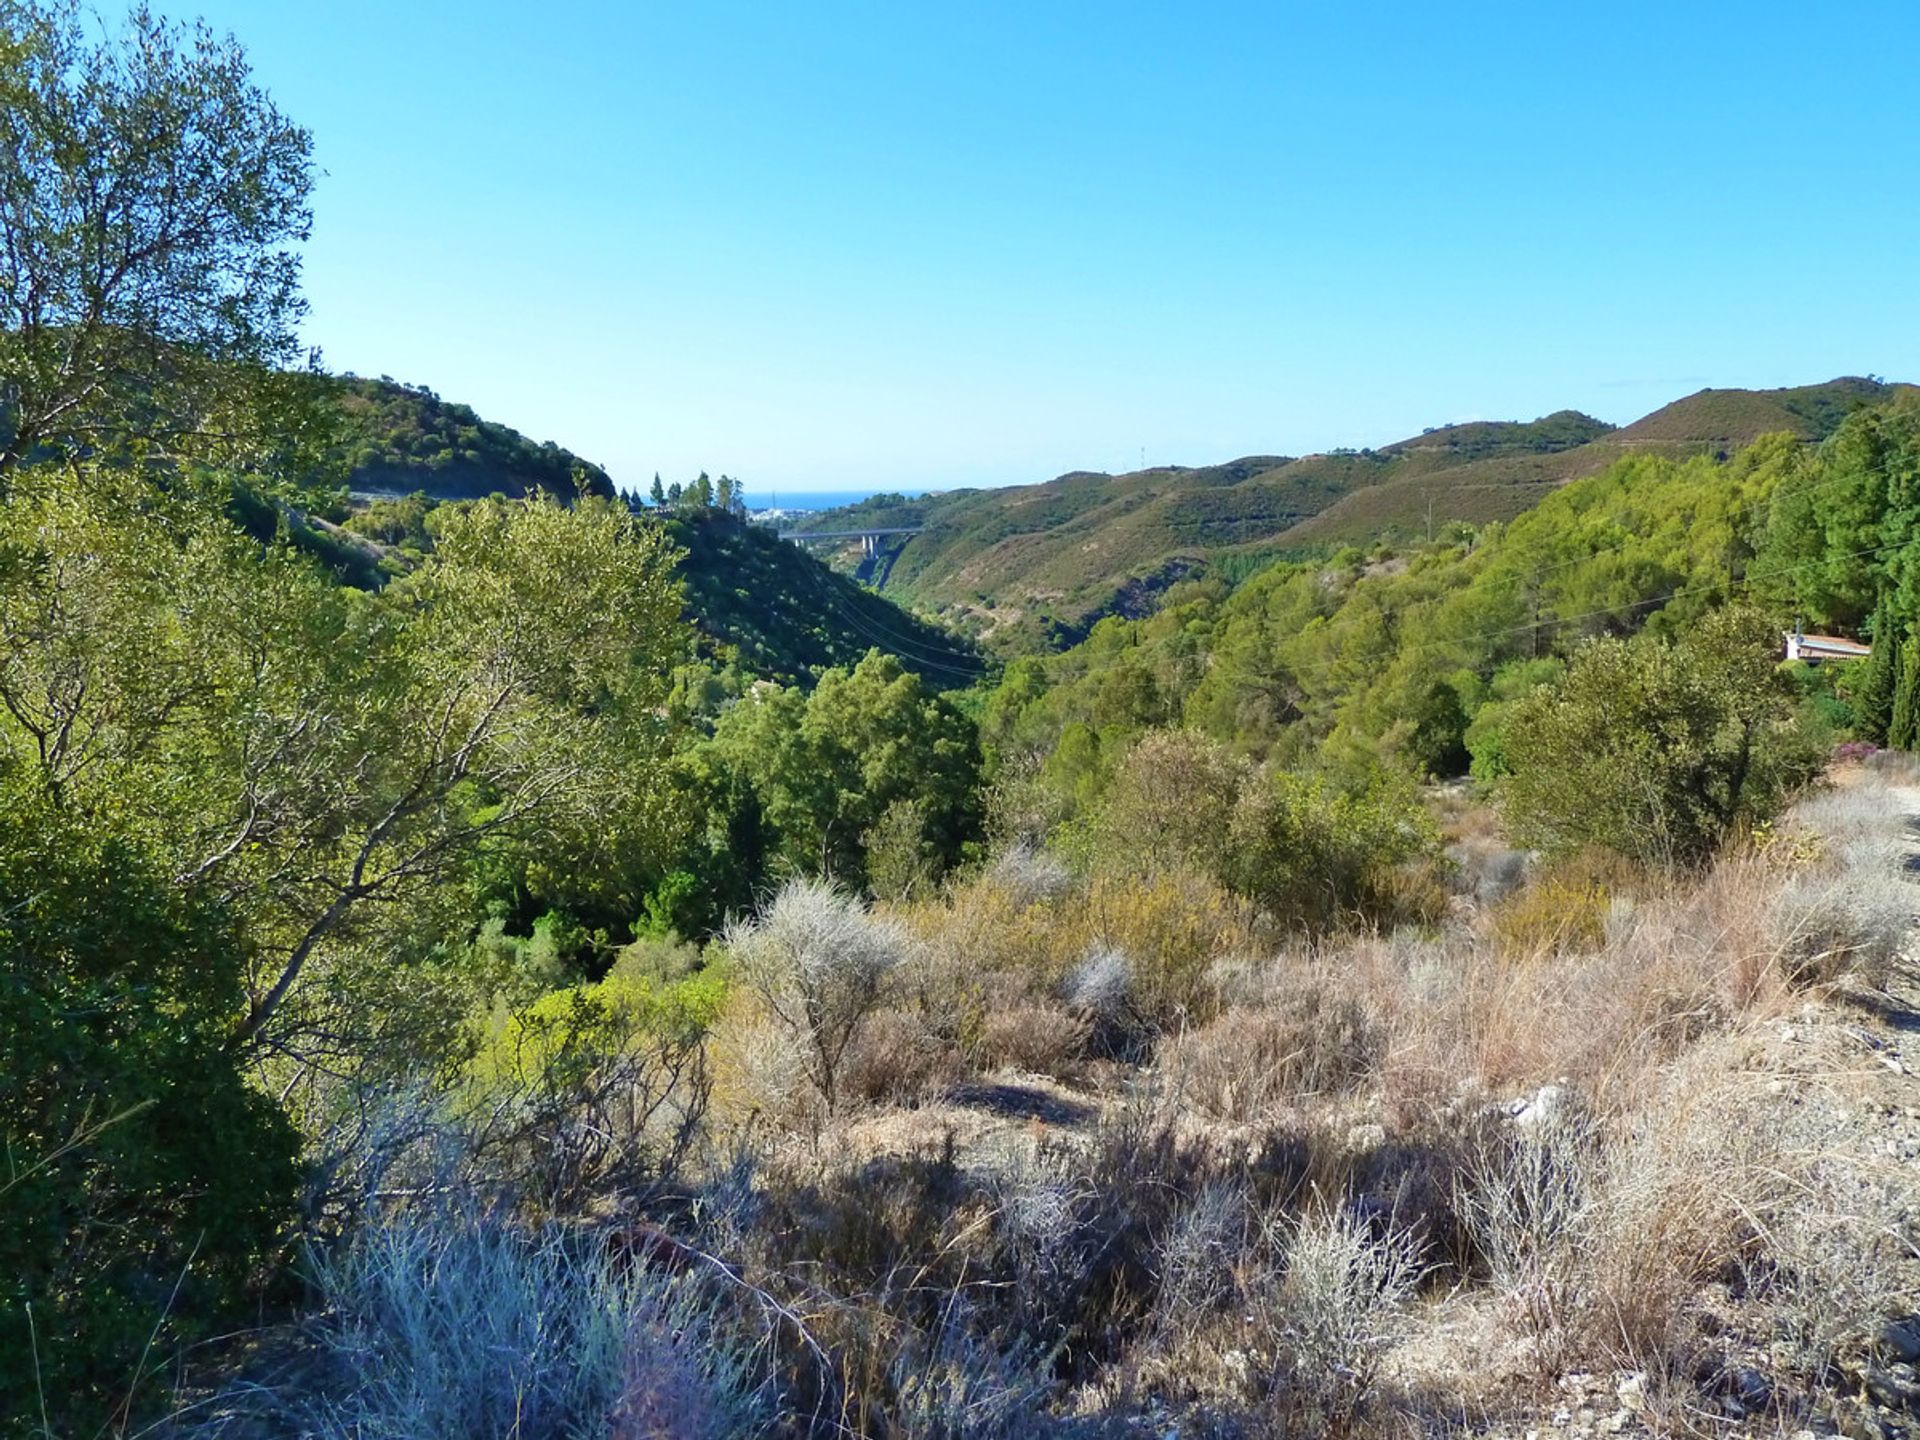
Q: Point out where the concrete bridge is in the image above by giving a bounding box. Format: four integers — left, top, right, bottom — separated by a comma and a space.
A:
778, 526, 923, 557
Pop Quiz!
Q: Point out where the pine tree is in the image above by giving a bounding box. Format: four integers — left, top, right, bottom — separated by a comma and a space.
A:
1858, 608, 1900, 745
1891, 632, 1920, 751
649, 473, 666, 508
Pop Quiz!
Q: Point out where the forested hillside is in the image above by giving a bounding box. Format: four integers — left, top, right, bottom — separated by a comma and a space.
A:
983, 393, 1920, 820
816, 379, 1908, 647
9, 4, 1920, 1436
322, 482, 982, 690
667, 508, 985, 689
314, 373, 618, 500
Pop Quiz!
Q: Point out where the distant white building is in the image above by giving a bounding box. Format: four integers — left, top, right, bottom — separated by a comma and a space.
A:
1783, 626, 1870, 663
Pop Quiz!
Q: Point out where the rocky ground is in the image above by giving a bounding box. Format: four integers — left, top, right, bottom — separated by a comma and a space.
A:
1482, 787, 1920, 1440
835, 786, 1920, 1440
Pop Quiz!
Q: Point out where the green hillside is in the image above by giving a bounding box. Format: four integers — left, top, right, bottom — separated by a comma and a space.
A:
985, 388, 1920, 793
312, 374, 618, 501
817, 380, 1905, 646
667, 509, 985, 689
322, 487, 981, 691
290, 375, 983, 688
1608, 376, 1913, 447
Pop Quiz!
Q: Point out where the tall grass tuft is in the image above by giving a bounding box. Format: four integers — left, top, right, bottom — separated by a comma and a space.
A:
298, 1211, 767, 1439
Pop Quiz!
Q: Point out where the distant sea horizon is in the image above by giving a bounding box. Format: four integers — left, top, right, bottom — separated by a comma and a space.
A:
750, 486, 935, 512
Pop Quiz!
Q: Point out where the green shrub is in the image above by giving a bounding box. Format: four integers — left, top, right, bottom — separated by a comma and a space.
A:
1500, 607, 1822, 866
1223, 767, 1441, 931
460, 966, 726, 1210
0, 802, 299, 1435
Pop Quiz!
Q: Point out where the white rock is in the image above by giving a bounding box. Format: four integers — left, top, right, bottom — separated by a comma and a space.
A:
1616, 1372, 1648, 1412
1515, 1083, 1569, 1128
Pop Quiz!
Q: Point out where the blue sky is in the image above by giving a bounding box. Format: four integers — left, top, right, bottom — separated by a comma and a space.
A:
163, 1, 1920, 495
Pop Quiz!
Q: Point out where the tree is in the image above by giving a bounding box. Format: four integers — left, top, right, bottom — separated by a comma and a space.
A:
1222, 765, 1437, 931
1892, 631, 1920, 751
1500, 607, 1820, 866
709, 650, 981, 889
0, 793, 299, 1435
0, 470, 689, 1058
650, 473, 667, 508
1088, 729, 1245, 875
1859, 610, 1900, 745
0, 1, 315, 475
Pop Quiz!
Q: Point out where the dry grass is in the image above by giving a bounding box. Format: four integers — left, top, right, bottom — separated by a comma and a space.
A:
1162, 970, 1383, 1121
218, 774, 1920, 1436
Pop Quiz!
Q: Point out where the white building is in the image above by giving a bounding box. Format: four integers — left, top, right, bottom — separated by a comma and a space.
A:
1783, 628, 1871, 663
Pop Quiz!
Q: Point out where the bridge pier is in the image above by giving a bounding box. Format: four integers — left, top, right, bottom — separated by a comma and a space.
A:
777, 525, 925, 548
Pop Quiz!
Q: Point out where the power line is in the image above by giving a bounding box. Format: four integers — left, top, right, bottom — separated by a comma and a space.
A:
791, 551, 988, 680
800, 557, 984, 667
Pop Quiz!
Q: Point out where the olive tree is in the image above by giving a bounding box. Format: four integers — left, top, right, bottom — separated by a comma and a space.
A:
1500, 606, 1821, 866
0, 1, 315, 475
0, 472, 688, 1058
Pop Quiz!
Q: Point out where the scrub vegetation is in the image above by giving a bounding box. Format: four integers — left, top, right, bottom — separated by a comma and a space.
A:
4, 4, 1919, 1438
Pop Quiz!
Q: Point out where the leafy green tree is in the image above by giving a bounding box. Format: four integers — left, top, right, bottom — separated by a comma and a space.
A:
0, 794, 299, 1436
1858, 609, 1900, 744
0, 471, 688, 1059
1087, 729, 1246, 875
865, 795, 937, 901
650, 473, 667, 507
979, 654, 1051, 768
1401, 676, 1473, 777
1222, 765, 1439, 931
1891, 631, 1920, 751
0, 1, 316, 477
1500, 607, 1820, 865
710, 650, 980, 890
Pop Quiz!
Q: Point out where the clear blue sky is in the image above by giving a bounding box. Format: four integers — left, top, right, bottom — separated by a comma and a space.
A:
162, 1, 1920, 495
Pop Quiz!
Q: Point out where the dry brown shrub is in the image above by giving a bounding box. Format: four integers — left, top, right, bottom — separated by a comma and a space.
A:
977, 1002, 1090, 1079
1373, 848, 1798, 1126
1067, 868, 1258, 1027
839, 1007, 961, 1109
896, 860, 1256, 1034
1490, 875, 1609, 958
1163, 971, 1384, 1121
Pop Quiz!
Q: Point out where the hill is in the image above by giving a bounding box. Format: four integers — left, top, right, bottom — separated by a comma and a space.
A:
808, 379, 1907, 646
666, 509, 985, 689
1283, 378, 1920, 550
987, 391, 1920, 787
1609, 376, 1910, 447
312, 374, 618, 501
295, 377, 983, 689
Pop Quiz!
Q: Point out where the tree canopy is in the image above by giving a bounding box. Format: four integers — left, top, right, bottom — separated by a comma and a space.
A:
0, 0, 315, 476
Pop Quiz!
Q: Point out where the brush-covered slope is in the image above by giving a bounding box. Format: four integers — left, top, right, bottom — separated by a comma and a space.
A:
1282, 378, 1915, 549
1609, 377, 1912, 448
819, 379, 1907, 646
667, 509, 984, 689
812, 413, 1614, 644
312, 374, 617, 501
